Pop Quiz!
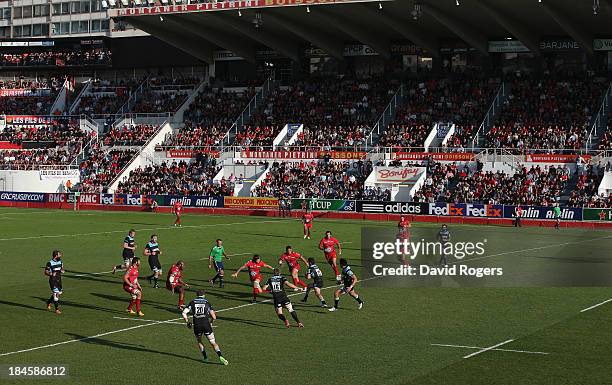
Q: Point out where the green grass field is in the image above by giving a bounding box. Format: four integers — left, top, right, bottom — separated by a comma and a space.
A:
0, 207, 611, 385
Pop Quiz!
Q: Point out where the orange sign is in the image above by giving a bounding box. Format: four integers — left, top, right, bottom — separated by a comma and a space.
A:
223, 196, 278, 209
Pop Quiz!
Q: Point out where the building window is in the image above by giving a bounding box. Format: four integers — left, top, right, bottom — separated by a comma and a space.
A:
91, 19, 100, 32
33, 5, 50, 17
91, 0, 101, 12
81, 0, 90, 13
22, 6, 32, 18
71, 1, 81, 13
62, 3, 70, 14
101, 19, 110, 31
79, 20, 89, 33
0, 7, 11, 20
13, 25, 21, 37
22, 24, 31, 37
13, 7, 22, 19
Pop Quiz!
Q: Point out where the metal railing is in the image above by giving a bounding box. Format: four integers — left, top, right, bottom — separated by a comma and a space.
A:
68, 79, 92, 114
366, 84, 405, 147
585, 81, 611, 151
223, 75, 276, 146
106, 119, 170, 188
112, 74, 151, 123
471, 82, 506, 152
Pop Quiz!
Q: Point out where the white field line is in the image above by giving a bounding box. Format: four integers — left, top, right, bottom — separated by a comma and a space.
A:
462, 339, 514, 359
0, 218, 293, 242
112, 317, 186, 325
431, 343, 549, 355
580, 298, 612, 313
0, 276, 378, 357
449, 235, 612, 266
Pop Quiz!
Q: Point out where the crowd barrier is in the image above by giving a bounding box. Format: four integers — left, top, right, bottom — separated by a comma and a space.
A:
0, 191, 610, 227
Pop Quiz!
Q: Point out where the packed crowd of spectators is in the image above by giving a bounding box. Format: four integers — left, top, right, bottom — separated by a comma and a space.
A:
74, 77, 146, 116
103, 124, 158, 147
74, 95, 129, 116
184, 87, 254, 126
0, 48, 111, 67
160, 87, 255, 149
597, 114, 612, 151
115, 156, 231, 196
253, 160, 375, 199
411, 161, 460, 203
161, 123, 227, 148
0, 77, 64, 115
0, 148, 77, 169
131, 90, 189, 113
293, 124, 369, 149
78, 147, 138, 193
380, 77, 499, 151
0, 118, 87, 146
443, 165, 570, 206
486, 74, 606, 152
238, 76, 396, 148
567, 164, 608, 207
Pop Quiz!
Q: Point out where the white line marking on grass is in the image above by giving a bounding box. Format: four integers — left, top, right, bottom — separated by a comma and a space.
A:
462, 339, 514, 359
0, 276, 379, 357
68, 270, 115, 278
452, 235, 612, 266
112, 316, 186, 325
580, 298, 612, 313
199, 252, 252, 261
431, 343, 549, 355
0, 218, 292, 242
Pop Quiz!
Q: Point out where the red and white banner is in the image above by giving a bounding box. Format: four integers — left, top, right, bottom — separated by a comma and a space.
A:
393, 152, 475, 161
165, 149, 220, 158
0, 89, 51, 97
375, 167, 425, 183
4, 115, 55, 127
114, 0, 374, 17
241, 150, 319, 159
524, 154, 591, 163
240, 150, 366, 160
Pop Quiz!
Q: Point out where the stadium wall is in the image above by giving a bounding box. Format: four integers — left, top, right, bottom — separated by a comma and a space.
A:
0, 192, 611, 229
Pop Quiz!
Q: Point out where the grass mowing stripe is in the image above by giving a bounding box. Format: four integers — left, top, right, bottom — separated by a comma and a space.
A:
0, 218, 295, 242
0, 276, 379, 357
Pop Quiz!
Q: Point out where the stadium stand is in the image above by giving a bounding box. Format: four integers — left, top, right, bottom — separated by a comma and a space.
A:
380, 76, 499, 151
485, 74, 607, 152
253, 160, 381, 199
115, 156, 229, 196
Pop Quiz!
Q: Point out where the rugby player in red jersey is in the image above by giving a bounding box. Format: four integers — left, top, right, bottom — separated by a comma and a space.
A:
123, 257, 144, 316
278, 246, 308, 289
166, 260, 190, 310
319, 230, 343, 283
398, 215, 411, 233
302, 210, 314, 239
397, 215, 411, 266
232, 255, 274, 303
172, 200, 183, 227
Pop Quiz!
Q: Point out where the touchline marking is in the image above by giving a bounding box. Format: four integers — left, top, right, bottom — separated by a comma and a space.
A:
0, 218, 292, 242
451, 235, 612, 266
112, 316, 217, 327
580, 298, 612, 313
462, 339, 514, 359
0, 276, 379, 357
112, 316, 186, 325
431, 343, 549, 355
